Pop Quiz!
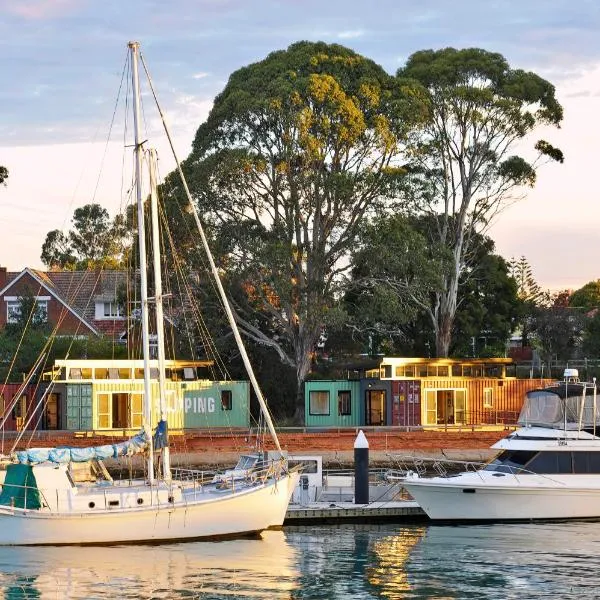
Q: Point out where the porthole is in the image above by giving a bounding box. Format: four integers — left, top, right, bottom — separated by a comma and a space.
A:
137, 498, 144, 505
168, 496, 174, 503
88, 502, 95, 509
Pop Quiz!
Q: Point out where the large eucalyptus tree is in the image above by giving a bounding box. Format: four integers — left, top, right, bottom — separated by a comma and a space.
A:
173, 41, 427, 419
398, 48, 564, 357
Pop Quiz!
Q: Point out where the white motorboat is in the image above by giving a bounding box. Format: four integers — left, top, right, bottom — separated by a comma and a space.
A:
0, 41, 299, 545
402, 369, 600, 521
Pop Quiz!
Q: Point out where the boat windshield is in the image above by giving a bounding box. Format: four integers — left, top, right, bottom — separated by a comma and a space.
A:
234, 455, 259, 470
484, 450, 537, 474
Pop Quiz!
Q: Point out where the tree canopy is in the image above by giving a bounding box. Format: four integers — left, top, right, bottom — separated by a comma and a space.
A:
569, 280, 600, 311
0, 165, 7, 185
397, 47, 563, 357
41, 204, 129, 270
165, 41, 428, 420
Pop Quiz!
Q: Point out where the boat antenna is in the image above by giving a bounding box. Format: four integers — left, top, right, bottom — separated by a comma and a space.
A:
139, 51, 283, 452
129, 40, 155, 481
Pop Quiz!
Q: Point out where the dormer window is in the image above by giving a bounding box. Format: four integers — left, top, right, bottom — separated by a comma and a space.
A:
95, 301, 124, 320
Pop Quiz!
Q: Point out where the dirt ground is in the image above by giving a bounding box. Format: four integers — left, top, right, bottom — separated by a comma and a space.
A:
12, 428, 506, 469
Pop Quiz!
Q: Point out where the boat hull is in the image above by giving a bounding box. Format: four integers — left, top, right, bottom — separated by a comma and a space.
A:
0, 472, 299, 545
403, 474, 600, 521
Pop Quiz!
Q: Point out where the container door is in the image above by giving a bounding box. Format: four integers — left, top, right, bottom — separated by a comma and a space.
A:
365, 390, 386, 425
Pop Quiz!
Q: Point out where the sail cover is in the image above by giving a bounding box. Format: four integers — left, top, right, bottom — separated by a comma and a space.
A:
15, 430, 149, 465
0, 464, 41, 509
518, 383, 600, 429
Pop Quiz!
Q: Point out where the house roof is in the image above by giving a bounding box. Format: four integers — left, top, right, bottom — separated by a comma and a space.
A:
0, 268, 127, 337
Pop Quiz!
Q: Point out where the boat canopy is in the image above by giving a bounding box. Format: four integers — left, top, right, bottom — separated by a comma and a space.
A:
0, 464, 41, 509
518, 383, 600, 429
14, 430, 149, 465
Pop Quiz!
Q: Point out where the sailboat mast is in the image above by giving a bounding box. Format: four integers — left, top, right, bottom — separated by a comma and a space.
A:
148, 148, 171, 480
139, 54, 284, 453
129, 40, 155, 482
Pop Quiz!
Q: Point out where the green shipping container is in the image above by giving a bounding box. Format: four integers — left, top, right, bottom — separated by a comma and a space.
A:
183, 381, 250, 428
305, 380, 361, 427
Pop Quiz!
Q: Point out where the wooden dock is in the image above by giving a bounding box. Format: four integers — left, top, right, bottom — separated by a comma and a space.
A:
285, 500, 426, 524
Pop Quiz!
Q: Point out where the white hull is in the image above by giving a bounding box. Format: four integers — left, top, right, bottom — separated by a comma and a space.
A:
0, 472, 299, 545
403, 472, 600, 521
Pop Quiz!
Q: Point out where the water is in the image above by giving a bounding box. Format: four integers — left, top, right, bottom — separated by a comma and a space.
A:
2, 522, 600, 598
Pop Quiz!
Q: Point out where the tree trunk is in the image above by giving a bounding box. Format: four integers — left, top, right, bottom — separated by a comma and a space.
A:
435, 263, 460, 357
292, 329, 317, 425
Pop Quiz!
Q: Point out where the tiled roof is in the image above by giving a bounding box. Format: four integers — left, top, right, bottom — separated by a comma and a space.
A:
35, 270, 127, 324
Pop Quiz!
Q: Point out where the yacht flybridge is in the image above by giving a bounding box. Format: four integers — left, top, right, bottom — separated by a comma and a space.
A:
0, 42, 299, 545
402, 369, 600, 521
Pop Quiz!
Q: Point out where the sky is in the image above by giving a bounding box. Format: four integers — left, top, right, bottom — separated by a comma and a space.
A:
0, 0, 599, 290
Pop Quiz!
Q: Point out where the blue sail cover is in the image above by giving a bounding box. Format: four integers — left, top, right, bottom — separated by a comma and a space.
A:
153, 419, 169, 450
15, 430, 149, 464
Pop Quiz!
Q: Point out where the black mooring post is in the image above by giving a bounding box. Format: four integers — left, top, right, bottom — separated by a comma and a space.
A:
354, 430, 369, 504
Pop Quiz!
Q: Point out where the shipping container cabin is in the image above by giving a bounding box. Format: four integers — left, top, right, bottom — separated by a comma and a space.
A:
379, 357, 555, 428
44, 359, 250, 433
305, 380, 361, 427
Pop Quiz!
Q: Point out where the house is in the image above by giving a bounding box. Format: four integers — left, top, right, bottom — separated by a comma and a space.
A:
304, 357, 556, 428
0, 266, 127, 340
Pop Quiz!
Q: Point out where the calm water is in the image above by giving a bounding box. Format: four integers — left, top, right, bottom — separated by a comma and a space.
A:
2, 522, 600, 598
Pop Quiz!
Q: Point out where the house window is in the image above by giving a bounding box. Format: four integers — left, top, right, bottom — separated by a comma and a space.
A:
95, 301, 124, 320
221, 390, 233, 411
309, 391, 330, 416
6, 300, 20, 324
37, 300, 48, 323
484, 388, 494, 409
103, 302, 122, 317
338, 391, 351, 416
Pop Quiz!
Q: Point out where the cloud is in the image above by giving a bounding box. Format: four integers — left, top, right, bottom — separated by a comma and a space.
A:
337, 30, 364, 40
0, 0, 80, 20
192, 72, 210, 79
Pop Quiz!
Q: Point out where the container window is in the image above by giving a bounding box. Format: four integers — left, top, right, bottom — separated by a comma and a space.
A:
338, 391, 351, 416
309, 391, 330, 416
221, 390, 233, 411
483, 388, 493, 408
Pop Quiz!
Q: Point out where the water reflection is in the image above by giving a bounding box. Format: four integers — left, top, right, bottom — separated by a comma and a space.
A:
0, 530, 299, 599
285, 524, 426, 598
367, 527, 426, 596
3, 522, 600, 598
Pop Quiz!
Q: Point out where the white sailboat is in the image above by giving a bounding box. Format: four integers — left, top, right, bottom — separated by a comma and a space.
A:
0, 41, 300, 545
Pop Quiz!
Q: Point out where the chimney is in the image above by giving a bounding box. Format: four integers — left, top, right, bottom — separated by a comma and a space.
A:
0, 267, 6, 289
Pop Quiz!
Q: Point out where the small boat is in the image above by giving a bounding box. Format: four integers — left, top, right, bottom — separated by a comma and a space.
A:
0, 41, 300, 545
402, 369, 600, 521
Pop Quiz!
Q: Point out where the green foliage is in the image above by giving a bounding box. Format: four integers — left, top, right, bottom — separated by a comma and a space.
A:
582, 311, 600, 356
41, 204, 130, 269
569, 280, 600, 311
451, 253, 520, 357
397, 47, 563, 356
509, 256, 544, 305
530, 306, 585, 365
0, 165, 7, 185
344, 214, 448, 351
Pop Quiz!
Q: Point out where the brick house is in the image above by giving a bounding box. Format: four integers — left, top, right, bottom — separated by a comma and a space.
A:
0, 266, 127, 340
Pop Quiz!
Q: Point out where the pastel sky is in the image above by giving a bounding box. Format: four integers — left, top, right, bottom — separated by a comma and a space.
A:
1, 0, 599, 290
